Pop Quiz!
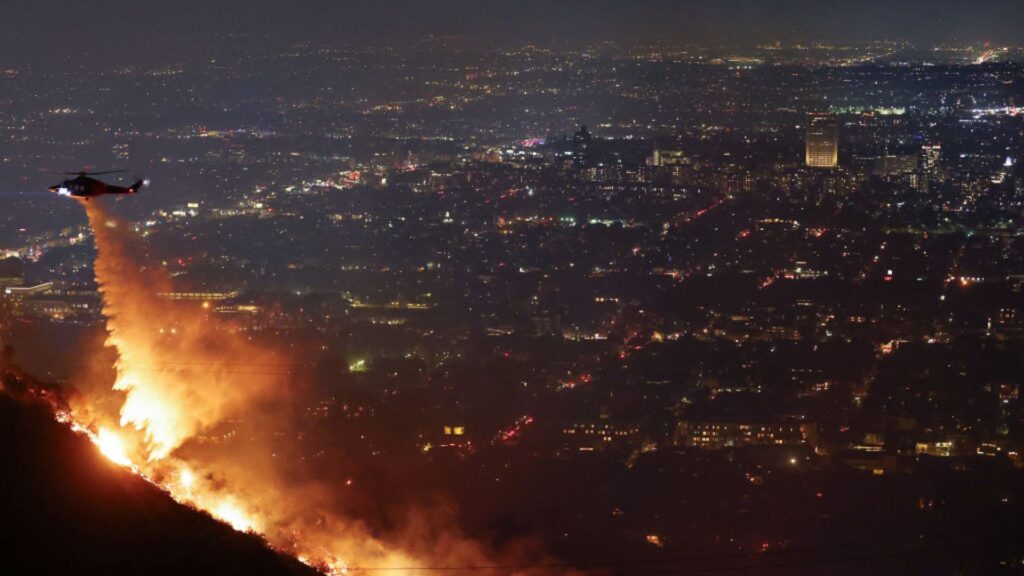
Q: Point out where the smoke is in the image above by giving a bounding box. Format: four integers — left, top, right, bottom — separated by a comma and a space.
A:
76, 199, 566, 575
85, 201, 284, 460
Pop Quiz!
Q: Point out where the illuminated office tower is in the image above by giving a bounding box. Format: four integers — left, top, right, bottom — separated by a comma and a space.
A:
650, 149, 685, 167
805, 116, 838, 168
921, 144, 941, 173
919, 144, 942, 191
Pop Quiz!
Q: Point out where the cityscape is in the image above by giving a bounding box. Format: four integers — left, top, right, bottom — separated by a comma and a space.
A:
1, 2, 1024, 575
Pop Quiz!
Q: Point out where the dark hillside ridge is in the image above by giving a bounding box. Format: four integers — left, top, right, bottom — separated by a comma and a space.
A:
0, 392, 318, 576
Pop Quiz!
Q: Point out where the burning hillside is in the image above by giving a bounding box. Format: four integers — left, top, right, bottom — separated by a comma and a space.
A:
44, 200, 564, 575
0, 388, 318, 576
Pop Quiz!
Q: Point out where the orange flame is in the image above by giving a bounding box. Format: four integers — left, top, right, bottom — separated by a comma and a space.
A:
95, 427, 133, 467
86, 209, 283, 460
71, 200, 566, 576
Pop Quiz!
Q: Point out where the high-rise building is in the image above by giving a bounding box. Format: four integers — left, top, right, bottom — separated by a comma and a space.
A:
918, 144, 942, 192
650, 149, 686, 167
872, 155, 918, 177
805, 116, 838, 168
921, 144, 941, 173
572, 125, 593, 170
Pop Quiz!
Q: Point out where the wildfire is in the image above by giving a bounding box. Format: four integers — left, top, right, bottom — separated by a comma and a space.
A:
74, 201, 337, 560
82, 205, 289, 461
63, 200, 550, 576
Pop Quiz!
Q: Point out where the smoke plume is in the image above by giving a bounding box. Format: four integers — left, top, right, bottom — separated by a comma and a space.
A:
76, 200, 564, 575
86, 201, 283, 460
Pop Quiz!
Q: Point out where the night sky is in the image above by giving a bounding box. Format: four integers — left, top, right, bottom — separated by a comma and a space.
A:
4, 0, 1024, 48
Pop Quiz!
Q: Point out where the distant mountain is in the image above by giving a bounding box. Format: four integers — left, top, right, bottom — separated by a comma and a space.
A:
0, 391, 318, 576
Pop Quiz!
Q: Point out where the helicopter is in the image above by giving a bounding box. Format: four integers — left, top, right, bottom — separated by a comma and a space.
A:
48, 170, 146, 200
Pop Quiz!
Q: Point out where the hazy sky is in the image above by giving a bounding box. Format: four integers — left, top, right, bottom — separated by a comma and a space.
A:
6, 0, 1024, 48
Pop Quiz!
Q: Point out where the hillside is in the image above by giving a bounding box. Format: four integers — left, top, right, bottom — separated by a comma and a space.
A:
0, 391, 319, 576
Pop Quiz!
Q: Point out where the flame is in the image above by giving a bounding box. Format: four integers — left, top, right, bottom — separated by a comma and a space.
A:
66, 200, 562, 576
76, 200, 399, 568
178, 467, 195, 492
95, 427, 132, 467
213, 499, 258, 533
85, 205, 282, 461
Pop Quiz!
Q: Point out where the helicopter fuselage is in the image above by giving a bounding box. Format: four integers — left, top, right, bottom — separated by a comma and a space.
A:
48, 174, 143, 199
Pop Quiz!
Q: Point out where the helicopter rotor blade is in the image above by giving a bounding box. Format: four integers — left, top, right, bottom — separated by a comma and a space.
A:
61, 169, 127, 176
